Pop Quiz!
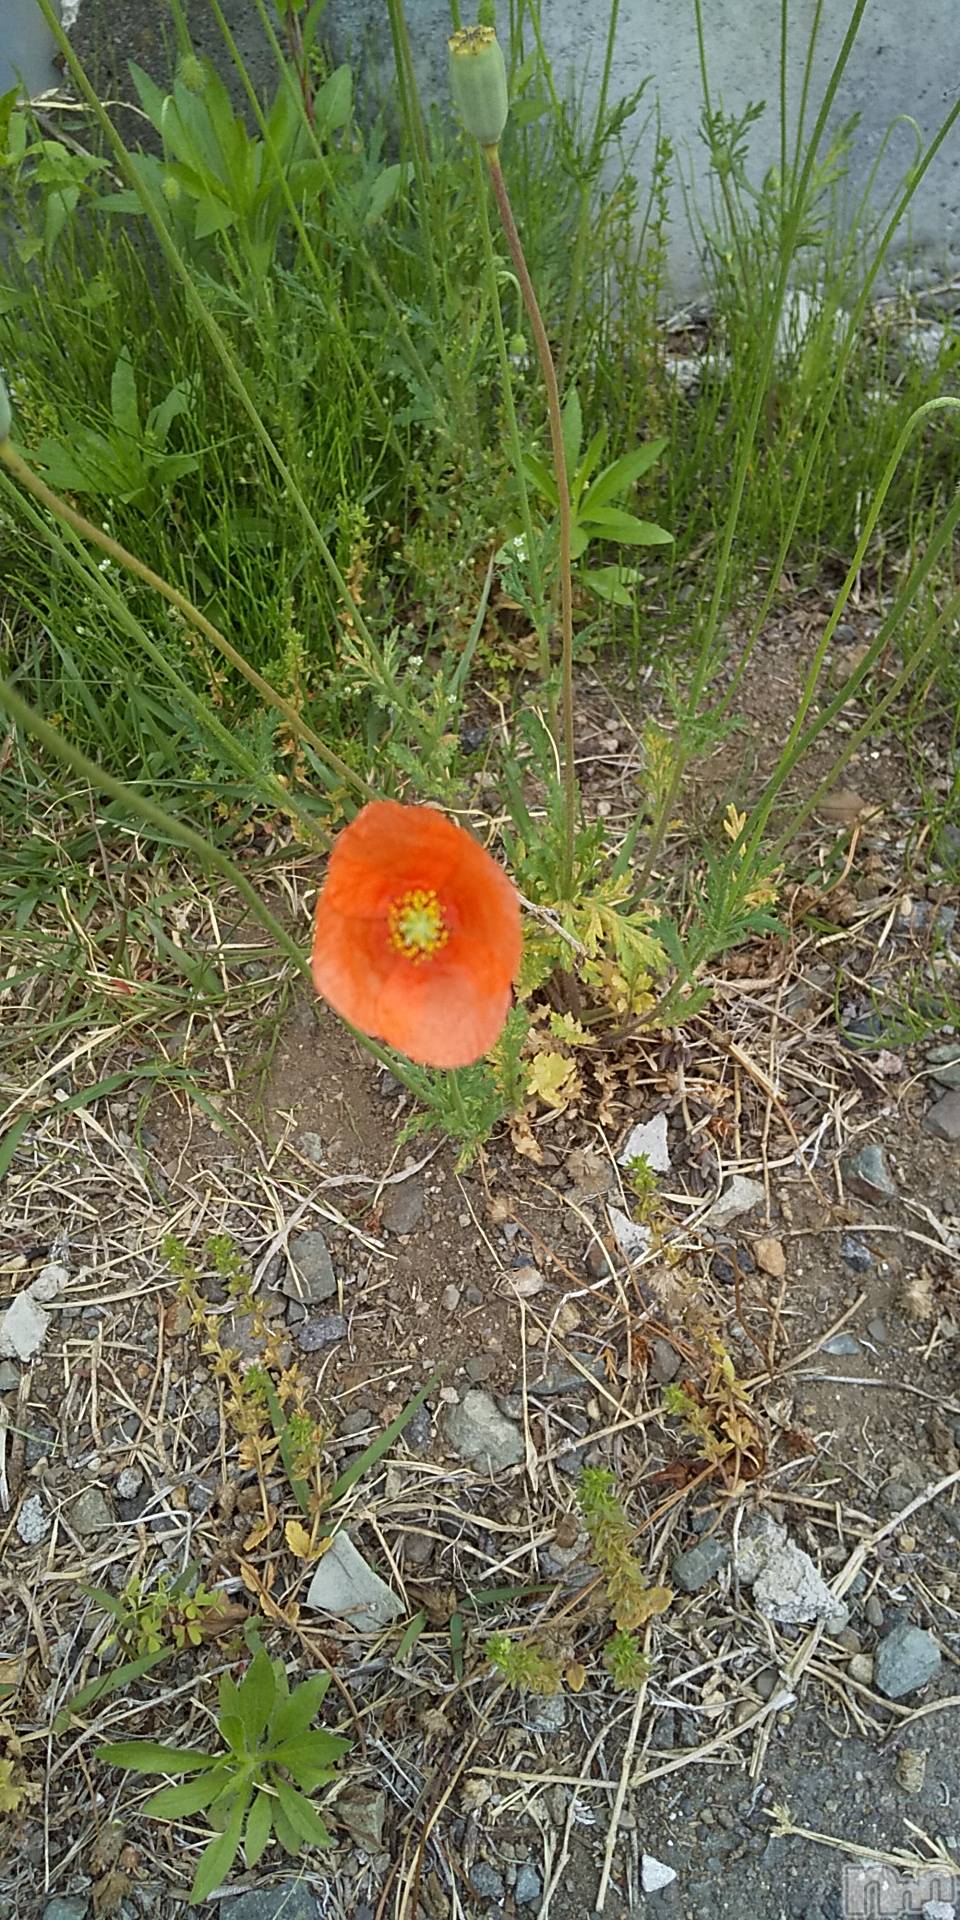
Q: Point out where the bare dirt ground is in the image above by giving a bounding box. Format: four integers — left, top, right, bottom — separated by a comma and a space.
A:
1, 610, 958, 1920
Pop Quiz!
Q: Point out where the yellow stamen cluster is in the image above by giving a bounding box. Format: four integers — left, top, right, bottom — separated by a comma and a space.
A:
387, 887, 449, 963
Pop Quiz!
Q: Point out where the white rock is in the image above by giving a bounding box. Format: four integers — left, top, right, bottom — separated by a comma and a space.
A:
704, 1175, 766, 1228
608, 1207, 651, 1263
774, 287, 847, 359
32, 1263, 69, 1303
17, 1494, 51, 1545
0, 1292, 51, 1362
922, 1903, 956, 1920
641, 1855, 677, 1893
508, 1267, 545, 1298
736, 1514, 839, 1625
618, 1112, 671, 1174
901, 322, 948, 371
305, 1530, 403, 1632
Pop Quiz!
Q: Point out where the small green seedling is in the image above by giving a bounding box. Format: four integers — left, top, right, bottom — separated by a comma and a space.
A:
35, 348, 199, 506
100, 1650, 350, 1904
519, 388, 672, 605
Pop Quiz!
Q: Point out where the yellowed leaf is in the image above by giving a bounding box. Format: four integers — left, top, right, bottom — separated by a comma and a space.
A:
527, 1050, 578, 1110
565, 1660, 587, 1693
284, 1518, 316, 1560
241, 1516, 276, 1553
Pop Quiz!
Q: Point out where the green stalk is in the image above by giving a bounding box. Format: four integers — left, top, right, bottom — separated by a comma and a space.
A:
201, 0, 406, 464
31, 0, 394, 668
0, 468, 328, 844
246, 0, 438, 409
635, 0, 871, 893
740, 401, 960, 866
0, 678, 311, 978
473, 149, 547, 672
386, 0, 441, 328
716, 90, 960, 720
0, 438, 373, 802
483, 142, 577, 895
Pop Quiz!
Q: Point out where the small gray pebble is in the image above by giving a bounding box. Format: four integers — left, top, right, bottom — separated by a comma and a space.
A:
25, 1424, 57, 1469
297, 1313, 348, 1352
754, 1666, 779, 1701
340, 1408, 374, 1438
43, 1901, 89, 1920
840, 1235, 874, 1273
672, 1537, 729, 1592
515, 1863, 543, 1906
468, 1861, 505, 1900
285, 1230, 337, 1305
403, 1403, 432, 1453
875, 1621, 941, 1699
882, 1479, 915, 1513
821, 1332, 860, 1356
187, 1481, 214, 1515
864, 1594, 884, 1628
465, 1354, 495, 1383
0, 1359, 20, 1392
525, 1693, 567, 1735
115, 1466, 144, 1501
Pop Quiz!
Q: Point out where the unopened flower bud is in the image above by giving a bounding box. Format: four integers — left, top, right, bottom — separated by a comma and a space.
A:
448, 25, 508, 149
0, 369, 10, 443
177, 53, 207, 94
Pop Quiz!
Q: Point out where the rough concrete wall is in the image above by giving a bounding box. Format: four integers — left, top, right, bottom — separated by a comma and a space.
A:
0, 0, 61, 95
7, 0, 960, 302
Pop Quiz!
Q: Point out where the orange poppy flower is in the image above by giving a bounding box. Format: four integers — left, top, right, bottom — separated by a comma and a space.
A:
311, 799, 522, 1069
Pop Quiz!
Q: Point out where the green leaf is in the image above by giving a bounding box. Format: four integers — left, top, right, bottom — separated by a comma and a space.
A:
395, 1611, 427, 1663
236, 1650, 276, 1747
315, 65, 352, 135
273, 1778, 332, 1849
52, 1647, 168, 1732
322, 1370, 441, 1510
244, 1788, 274, 1869
520, 450, 557, 506
268, 1673, 329, 1748
561, 387, 582, 478
142, 1770, 231, 1820
0, 1112, 32, 1187
110, 348, 140, 444
218, 1711, 246, 1756
270, 1729, 351, 1779
99, 1740, 216, 1775
580, 506, 673, 545
580, 565, 639, 606
193, 192, 235, 240
127, 62, 168, 133
272, 1804, 302, 1856
365, 162, 404, 224
146, 378, 192, 446
573, 426, 608, 507
189, 1793, 247, 1906
579, 438, 668, 515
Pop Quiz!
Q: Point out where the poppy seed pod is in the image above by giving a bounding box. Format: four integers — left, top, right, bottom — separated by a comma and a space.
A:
448, 25, 509, 149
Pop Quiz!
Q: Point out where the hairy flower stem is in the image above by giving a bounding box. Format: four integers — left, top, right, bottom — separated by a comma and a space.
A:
483, 143, 576, 896
0, 439, 373, 802
473, 151, 547, 675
